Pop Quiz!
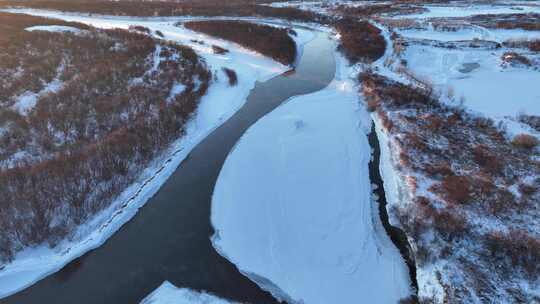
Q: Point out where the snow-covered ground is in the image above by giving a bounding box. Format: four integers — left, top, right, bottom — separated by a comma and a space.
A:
0, 10, 315, 299
25, 25, 85, 33
398, 27, 540, 43
397, 4, 540, 19
9, 61, 65, 116
402, 44, 540, 117
140, 282, 236, 304
264, 0, 391, 15
392, 9, 540, 140
210, 46, 411, 303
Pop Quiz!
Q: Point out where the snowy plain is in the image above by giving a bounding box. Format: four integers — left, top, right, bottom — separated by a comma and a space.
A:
393, 8, 540, 140
398, 4, 540, 19
364, 0, 540, 142
402, 44, 540, 117
0, 9, 315, 299
140, 282, 236, 304
398, 27, 540, 43
210, 44, 412, 303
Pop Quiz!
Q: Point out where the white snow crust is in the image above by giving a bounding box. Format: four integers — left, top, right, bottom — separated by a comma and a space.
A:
140, 282, 237, 304
210, 45, 411, 304
399, 4, 540, 19
403, 44, 540, 117
25, 25, 84, 33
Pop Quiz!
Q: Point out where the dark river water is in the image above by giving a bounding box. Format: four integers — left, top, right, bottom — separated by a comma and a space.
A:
2, 31, 336, 304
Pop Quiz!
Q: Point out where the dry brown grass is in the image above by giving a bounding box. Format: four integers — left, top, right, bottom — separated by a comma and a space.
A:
222, 67, 238, 86
184, 20, 297, 65
485, 230, 540, 280
0, 12, 89, 48
512, 134, 539, 150
0, 0, 328, 22
212, 45, 229, 55
0, 12, 211, 262
335, 19, 387, 64
437, 175, 472, 205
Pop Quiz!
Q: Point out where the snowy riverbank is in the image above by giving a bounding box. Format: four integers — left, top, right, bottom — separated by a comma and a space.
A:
210, 42, 412, 303
366, 5, 540, 301
140, 282, 236, 304
0, 10, 315, 299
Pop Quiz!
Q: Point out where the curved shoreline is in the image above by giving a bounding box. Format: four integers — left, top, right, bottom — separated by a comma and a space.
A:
209, 34, 413, 303
2, 19, 334, 304
369, 124, 419, 292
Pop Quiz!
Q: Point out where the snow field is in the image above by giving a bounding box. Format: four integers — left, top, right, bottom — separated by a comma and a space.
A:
382, 4, 540, 140
398, 4, 540, 19
210, 49, 411, 303
398, 27, 540, 43
402, 44, 540, 118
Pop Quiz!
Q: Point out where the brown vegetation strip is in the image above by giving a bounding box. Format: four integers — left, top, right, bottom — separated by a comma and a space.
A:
335, 18, 387, 63
0, 0, 329, 23
469, 13, 540, 31
184, 20, 297, 66
0, 12, 89, 47
332, 3, 426, 18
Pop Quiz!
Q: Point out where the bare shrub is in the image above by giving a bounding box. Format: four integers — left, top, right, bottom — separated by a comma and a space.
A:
519, 183, 537, 196
435, 175, 472, 205
335, 18, 386, 63
212, 45, 229, 55
470, 13, 540, 31
129, 25, 151, 34
434, 209, 469, 241
359, 71, 437, 110
512, 134, 539, 150
184, 20, 297, 65
399, 295, 419, 304
0, 12, 89, 48
0, 1, 329, 23
222, 67, 238, 86
473, 145, 502, 174
503, 38, 540, 52
529, 40, 540, 52
366, 98, 380, 112
485, 230, 540, 280
502, 52, 531, 66
333, 3, 425, 18
404, 133, 426, 152
376, 109, 394, 132
423, 162, 453, 179
518, 114, 540, 132
383, 18, 420, 29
